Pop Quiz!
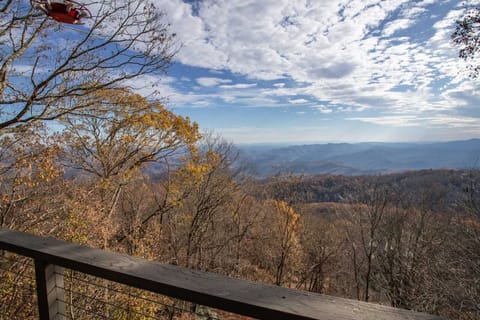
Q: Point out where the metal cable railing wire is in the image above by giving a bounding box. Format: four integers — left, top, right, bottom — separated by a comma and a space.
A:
64, 271, 204, 314
57, 269, 225, 320
57, 298, 112, 320
64, 272, 176, 313
60, 286, 160, 320
58, 291, 219, 320
0, 255, 167, 320
0, 253, 251, 320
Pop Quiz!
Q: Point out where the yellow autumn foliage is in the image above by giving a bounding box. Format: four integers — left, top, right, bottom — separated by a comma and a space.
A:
61, 88, 201, 183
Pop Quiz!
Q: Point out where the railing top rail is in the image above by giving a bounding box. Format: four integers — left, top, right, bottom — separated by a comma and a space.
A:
0, 228, 445, 320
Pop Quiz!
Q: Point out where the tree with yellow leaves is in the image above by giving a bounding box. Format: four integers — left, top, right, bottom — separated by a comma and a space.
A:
0, 124, 64, 232
61, 88, 200, 182
46, 88, 202, 318
59, 88, 200, 250
161, 137, 240, 269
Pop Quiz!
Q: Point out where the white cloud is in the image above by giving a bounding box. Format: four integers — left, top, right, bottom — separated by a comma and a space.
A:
315, 106, 334, 114
348, 115, 422, 126
427, 116, 480, 127
196, 77, 231, 87
382, 18, 414, 37
219, 83, 257, 89
121, 74, 178, 100
349, 114, 480, 130
12, 64, 47, 75
211, 126, 339, 144
150, 0, 474, 123
289, 98, 309, 104
400, 6, 427, 18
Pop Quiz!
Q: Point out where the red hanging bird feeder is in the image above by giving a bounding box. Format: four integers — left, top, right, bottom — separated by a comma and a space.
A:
31, 0, 92, 24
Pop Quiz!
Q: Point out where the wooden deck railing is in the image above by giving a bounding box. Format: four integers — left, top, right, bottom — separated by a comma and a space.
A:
0, 228, 446, 320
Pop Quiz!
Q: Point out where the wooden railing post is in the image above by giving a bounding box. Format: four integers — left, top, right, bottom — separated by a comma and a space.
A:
34, 260, 65, 320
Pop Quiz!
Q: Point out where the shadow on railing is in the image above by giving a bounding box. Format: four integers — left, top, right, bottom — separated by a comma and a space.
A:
0, 228, 445, 320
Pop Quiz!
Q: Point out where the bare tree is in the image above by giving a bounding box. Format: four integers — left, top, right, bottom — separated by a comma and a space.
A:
297, 213, 342, 294
0, 0, 176, 131
338, 181, 391, 302
376, 204, 449, 311
446, 169, 480, 319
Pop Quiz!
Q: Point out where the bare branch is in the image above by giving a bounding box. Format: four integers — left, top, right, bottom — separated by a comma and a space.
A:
0, 0, 177, 131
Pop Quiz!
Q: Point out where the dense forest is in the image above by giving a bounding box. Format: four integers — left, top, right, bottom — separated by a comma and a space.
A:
1, 126, 480, 319
1, 1, 479, 319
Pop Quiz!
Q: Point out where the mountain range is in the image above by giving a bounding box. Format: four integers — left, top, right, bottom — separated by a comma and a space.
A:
237, 139, 480, 176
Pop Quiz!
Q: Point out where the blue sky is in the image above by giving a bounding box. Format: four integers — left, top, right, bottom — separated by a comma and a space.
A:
124, 0, 479, 144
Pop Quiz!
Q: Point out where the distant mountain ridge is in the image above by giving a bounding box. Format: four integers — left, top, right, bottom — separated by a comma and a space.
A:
237, 139, 480, 176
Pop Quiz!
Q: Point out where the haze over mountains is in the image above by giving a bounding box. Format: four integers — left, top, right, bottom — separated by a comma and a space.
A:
237, 139, 480, 176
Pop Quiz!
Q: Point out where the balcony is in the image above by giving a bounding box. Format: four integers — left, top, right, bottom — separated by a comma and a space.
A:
0, 228, 445, 319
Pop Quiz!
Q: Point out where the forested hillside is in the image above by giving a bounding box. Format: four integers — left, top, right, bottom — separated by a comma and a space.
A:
264, 169, 471, 210
2, 128, 479, 319
261, 170, 480, 318
1, 1, 479, 320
